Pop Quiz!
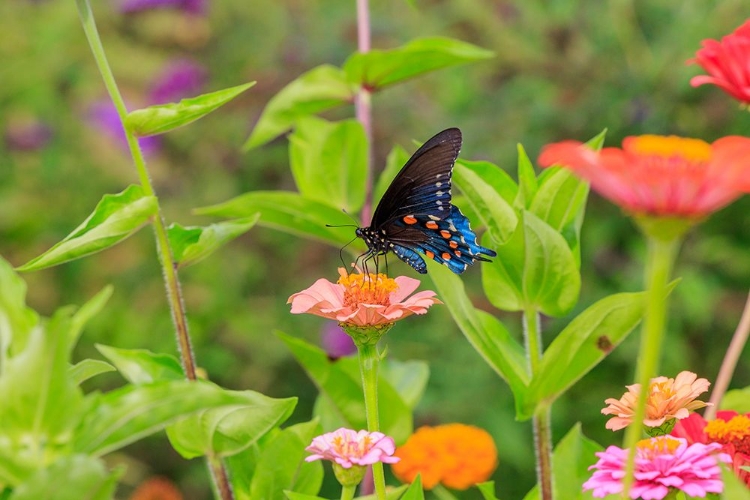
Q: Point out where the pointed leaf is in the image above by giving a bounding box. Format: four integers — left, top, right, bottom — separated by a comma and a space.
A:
515, 144, 538, 209
195, 191, 365, 250
244, 65, 354, 150
343, 37, 494, 90
373, 145, 411, 209
96, 345, 184, 384
125, 82, 255, 136
289, 117, 367, 212
166, 389, 296, 458
482, 219, 525, 312
428, 263, 528, 401
17, 185, 157, 271
168, 215, 259, 268
9, 455, 122, 500
722, 466, 750, 500
381, 359, 429, 410
69, 359, 115, 386
477, 481, 501, 500
399, 475, 424, 500
0, 257, 39, 363
520, 291, 648, 420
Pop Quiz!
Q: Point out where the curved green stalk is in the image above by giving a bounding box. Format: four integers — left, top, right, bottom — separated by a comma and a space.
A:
358, 343, 386, 500
341, 484, 356, 500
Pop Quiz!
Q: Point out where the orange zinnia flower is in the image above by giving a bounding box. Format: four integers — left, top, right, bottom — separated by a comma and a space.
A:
538, 135, 750, 218
690, 20, 750, 104
392, 423, 497, 490
288, 268, 440, 328
130, 477, 183, 500
602, 371, 711, 432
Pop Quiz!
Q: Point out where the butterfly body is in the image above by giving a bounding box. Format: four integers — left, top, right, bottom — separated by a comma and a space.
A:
357, 128, 496, 274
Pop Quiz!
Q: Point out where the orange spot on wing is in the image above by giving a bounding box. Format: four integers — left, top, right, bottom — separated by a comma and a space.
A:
425, 221, 439, 229
455, 250, 462, 258
442, 252, 452, 260
403, 215, 417, 225
425, 250, 435, 259
449, 241, 459, 249
440, 230, 451, 239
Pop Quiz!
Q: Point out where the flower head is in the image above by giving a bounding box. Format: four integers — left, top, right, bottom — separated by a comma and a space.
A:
538, 135, 750, 219
583, 436, 730, 499
690, 20, 750, 104
129, 476, 183, 500
673, 411, 750, 487
392, 423, 497, 490
602, 371, 711, 432
288, 268, 440, 328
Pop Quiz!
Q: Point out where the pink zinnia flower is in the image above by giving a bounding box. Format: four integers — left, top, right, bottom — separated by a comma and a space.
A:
538, 135, 750, 218
288, 268, 440, 327
602, 371, 711, 432
583, 436, 730, 499
673, 411, 750, 488
305, 428, 400, 468
690, 20, 750, 104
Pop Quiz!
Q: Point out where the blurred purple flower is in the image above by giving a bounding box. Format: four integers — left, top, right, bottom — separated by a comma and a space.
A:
5, 119, 53, 151
321, 321, 356, 359
149, 59, 207, 104
87, 101, 161, 157
119, 0, 206, 16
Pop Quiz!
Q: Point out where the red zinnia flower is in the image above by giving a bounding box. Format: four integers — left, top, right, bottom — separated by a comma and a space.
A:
690, 20, 750, 104
538, 135, 750, 218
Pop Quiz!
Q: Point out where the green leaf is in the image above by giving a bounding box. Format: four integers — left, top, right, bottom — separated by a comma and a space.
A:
519, 291, 648, 420
95, 345, 184, 384
454, 161, 518, 244
168, 215, 259, 268
167, 389, 296, 459
125, 82, 255, 137
522, 424, 602, 500
381, 359, 429, 410
482, 219, 525, 312
521, 210, 581, 317
343, 37, 494, 90
69, 359, 115, 386
283, 494, 326, 500
428, 263, 528, 401
9, 455, 122, 500
515, 145, 539, 209
73, 380, 294, 456
284, 487, 411, 500
249, 420, 323, 500
195, 191, 365, 250
399, 475, 424, 500
244, 65, 354, 150
289, 117, 367, 212
278, 332, 412, 444
721, 387, 750, 413
374, 145, 410, 208
17, 185, 158, 271
722, 466, 750, 500
477, 481, 501, 500
0, 257, 39, 362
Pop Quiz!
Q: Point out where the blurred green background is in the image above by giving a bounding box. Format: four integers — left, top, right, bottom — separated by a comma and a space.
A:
2, 0, 750, 498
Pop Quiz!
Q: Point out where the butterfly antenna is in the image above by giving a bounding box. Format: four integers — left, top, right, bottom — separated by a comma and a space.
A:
325, 209, 361, 229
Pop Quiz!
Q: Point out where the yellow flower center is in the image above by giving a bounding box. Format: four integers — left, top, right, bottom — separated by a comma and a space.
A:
338, 271, 398, 308
705, 415, 750, 455
627, 135, 712, 163
332, 434, 373, 458
637, 436, 681, 458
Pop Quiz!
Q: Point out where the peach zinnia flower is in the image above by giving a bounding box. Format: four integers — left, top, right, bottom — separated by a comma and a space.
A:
538, 135, 750, 218
305, 428, 400, 468
288, 268, 440, 327
672, 411, 750, 487
602, 371, 711, 432
392, 423, 497, 490
690, 20, 750, 104
130, 477, 183, 500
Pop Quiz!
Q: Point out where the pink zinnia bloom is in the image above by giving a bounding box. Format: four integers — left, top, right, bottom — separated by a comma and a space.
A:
690, 20, 750, 104
288, 268, 440, 327
673, 411, 750, 488
602, 371, 711, 431
583, 436, 730, 499
305, 428, 400, 468
538, 135, 750, 218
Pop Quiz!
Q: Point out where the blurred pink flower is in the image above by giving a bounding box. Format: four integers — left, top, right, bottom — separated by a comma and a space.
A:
320, 321, 356, 358
538, 135, 750, 218
690, 20, 750, 104
583, 436, 729, 499
149, 59, 207, 105
119, 0, 206, 15
305, 428, 400, 468
288, 268, 440, 327
602, 371, 711, 432
87, 101, 161, 157
4, 117, 53, 151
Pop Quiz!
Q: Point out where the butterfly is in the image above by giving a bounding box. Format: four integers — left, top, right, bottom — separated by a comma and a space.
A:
356, 128, 496, 274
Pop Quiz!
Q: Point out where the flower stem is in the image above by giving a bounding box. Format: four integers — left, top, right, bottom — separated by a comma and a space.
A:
355, 0, 374, 226
621, 234, 680, 496
523, 308, 553, 500
341, 485, 356, 500
705, 288, 750, 420
75, 1, 230, 498
357, 343, 386, 500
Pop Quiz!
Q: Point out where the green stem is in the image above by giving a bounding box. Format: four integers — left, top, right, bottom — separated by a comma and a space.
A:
341, 485, 356, 500
621, 235, 680, 496
75, 1, 229, 498
358, 343, 386, 500
523, 308, 553, 500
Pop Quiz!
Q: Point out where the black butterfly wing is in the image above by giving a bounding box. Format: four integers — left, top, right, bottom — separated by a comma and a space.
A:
370, 128, 462, 228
